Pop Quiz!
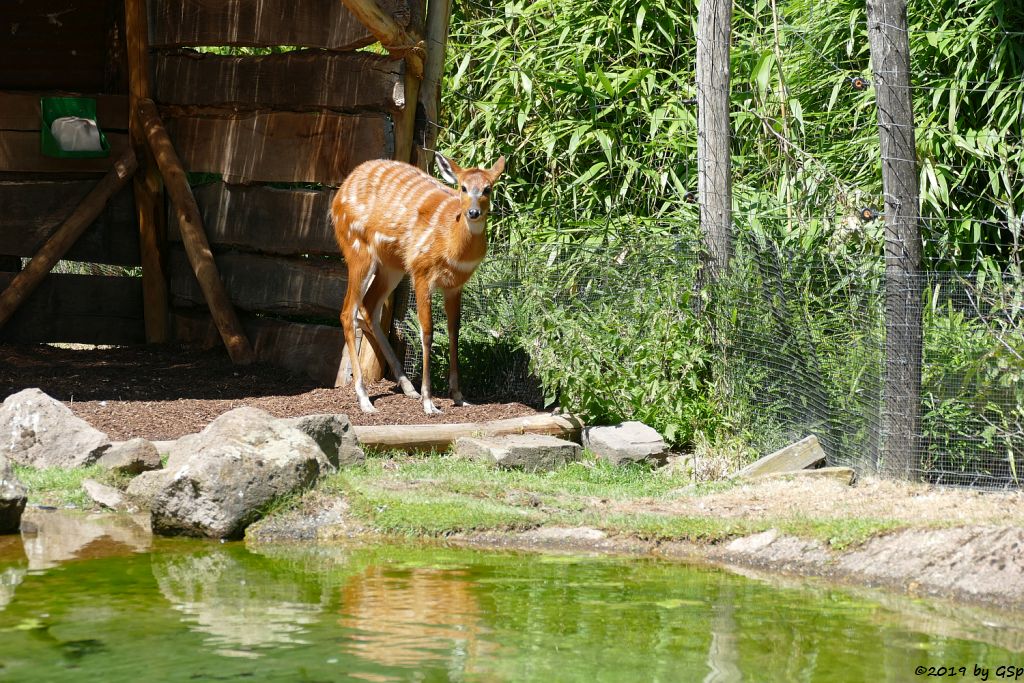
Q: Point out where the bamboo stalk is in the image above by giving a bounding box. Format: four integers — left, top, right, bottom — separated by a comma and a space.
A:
0, 149, 138, 330
136, 98, 255, 365
339, 0, 425, 78
125, 0, 170, 343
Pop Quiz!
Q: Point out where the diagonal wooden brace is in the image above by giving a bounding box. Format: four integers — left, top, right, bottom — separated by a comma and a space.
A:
340, 0, 425, 78
136, 98, 255, 365
0, 148, 138, 331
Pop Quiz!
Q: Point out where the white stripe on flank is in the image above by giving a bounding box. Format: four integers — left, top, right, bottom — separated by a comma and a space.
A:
374, 233, 397, 245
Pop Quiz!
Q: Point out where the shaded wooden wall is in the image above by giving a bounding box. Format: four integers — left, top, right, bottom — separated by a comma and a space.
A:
154, 0, 417, 384
0, 0, 143, 344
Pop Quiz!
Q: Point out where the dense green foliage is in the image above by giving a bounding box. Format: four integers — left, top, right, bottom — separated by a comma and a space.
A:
433, 0, 1024, 474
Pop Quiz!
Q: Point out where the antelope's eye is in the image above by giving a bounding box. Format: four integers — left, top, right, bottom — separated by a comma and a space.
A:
460, 185, 467, 193
483, 186, 491, 196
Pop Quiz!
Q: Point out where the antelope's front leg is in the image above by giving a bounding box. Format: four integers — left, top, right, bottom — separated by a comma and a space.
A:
414, 277, 442, 414
444, 288, 470, 406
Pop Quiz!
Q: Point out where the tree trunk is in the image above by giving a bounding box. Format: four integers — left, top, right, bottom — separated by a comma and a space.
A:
696, 0, 734, 281
867, 0, 923, 479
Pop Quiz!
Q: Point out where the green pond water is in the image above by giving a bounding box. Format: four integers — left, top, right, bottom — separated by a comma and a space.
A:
0, 510, 1021, 682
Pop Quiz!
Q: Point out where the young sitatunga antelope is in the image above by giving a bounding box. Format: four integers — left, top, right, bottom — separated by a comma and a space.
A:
331, 153, 505, 414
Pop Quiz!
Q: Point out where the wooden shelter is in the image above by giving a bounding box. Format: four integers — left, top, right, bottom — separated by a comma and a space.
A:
0, 0, 451, 384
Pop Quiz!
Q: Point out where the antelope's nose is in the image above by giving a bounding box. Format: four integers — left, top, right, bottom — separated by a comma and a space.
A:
467, 208, 481, 220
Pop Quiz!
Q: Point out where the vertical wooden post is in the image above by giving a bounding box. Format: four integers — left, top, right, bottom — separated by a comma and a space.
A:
696, 0, 734, 281
125, 0, 169, 343
868, 0, 923, 479
417, 0, 452, 171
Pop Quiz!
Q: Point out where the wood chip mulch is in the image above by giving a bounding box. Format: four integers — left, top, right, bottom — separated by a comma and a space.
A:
1, 344, 541, 441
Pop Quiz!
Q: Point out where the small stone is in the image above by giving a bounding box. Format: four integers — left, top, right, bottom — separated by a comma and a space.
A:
276, 414, 364, 469
82, 479, 128, 511
97, 438, 162, 475
455, 434, 581, 472
583, 421, 668, 466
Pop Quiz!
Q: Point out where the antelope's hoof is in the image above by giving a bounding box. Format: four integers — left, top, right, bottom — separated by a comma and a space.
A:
358, 400, 379, 414
452, 395, 472, 407
399, 378, 420, 399
423, 400, 442, 415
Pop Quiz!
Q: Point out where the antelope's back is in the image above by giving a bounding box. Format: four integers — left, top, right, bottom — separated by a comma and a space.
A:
332, 160, 456, 247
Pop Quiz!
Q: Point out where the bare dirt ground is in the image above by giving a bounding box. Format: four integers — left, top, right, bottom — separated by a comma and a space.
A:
624, 475, 1024, 528
0, 344, 540, 440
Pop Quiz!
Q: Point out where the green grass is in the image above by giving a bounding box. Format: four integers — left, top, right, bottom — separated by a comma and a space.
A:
12, 465, 129, 508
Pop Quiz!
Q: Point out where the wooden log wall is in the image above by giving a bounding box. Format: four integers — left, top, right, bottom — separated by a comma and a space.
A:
153, 0, 418, 385
0, 0, 144, 345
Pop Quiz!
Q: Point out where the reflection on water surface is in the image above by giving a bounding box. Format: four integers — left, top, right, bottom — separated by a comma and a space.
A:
0, 509, 1019, 682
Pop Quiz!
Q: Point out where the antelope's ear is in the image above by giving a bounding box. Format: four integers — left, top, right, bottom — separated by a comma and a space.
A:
435, 153, 460, 185
488, 155, 506, 180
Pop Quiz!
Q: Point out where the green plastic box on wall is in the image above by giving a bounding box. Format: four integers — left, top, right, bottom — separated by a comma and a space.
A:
40, 96, 111, 159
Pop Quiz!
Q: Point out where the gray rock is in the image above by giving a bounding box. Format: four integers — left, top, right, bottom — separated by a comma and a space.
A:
125, 469, 173, 510
97, 438, 163, 475
455, 434, 581, 472
82, 479, 128, 511
277, 414, 364, 468
151, 407, 327, 539
0, 455, 27, 534
583, 421, 668, 466
0, 388, 110, 468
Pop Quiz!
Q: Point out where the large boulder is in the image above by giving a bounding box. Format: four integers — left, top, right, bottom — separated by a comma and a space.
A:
277, 414, 364, 468
583, 421, 668, 466
0, 455, 27, 534
0, 388, 110, 468
455, 434, 581, 472
151, 408, 328, 539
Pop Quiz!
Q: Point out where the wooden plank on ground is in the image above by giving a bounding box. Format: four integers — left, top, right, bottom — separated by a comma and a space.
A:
0, 181, 140, 266
173, 309, 343, 386
0, 272, 145, 345
734, 435, 827, 479
353, 414, 584, 453
164, 110, 393, 185
756, 467, 856, 486
0, 92, 130, 132
153, 51, 405, 113
149, 0, 411, 50
0, 0, 113, 91
168, 247, 345, 317
0, 130, 131, 174
168, 183, 338, 255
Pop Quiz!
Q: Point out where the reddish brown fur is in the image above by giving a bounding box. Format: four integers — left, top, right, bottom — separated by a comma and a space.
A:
331, 154, 505, 414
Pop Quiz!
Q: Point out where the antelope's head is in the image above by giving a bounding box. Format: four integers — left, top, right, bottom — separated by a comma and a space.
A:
436, 153, 506, 235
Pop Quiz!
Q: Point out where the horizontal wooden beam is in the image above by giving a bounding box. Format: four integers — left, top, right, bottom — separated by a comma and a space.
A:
0, 131, 131, 174
734, 435, 827, 479
137, 98, 254, 365
0, 92, 130, 132
0, 148, 138, 331
163, 109, 394, 185
154, 51, 406, 113
353, 414, 584, 453
168, 247, 346, 318
0, 181, 139, 266
0, 272, 144, 345
149, 0, 411, 50
168, 183, 338, 256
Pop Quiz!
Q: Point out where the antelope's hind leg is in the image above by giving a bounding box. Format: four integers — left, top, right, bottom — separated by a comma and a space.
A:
444, 287, 471, 406
361, 266, 420, 399
341, 257, 379, 413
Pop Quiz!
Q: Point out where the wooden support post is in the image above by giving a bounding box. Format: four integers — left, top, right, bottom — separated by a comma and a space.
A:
696, 0, 734, 281
125, 0, 170, 343
416, 0, 452, 170
339, 0, 425, 78
0, 150, 138, 330
868, 0, 923, 480
136, 99, 255, 365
